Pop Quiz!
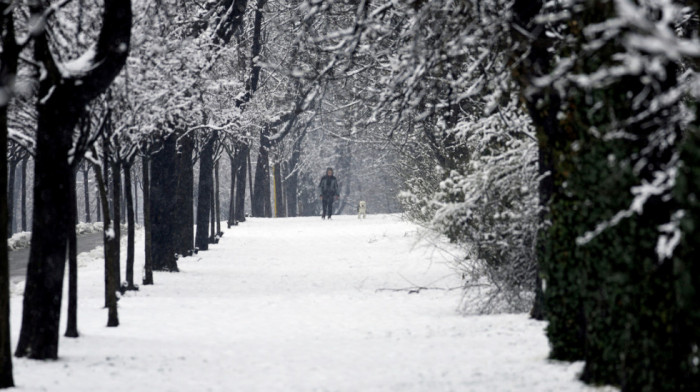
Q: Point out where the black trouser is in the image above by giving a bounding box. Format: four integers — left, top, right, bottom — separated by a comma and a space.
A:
322, 195, 334, 218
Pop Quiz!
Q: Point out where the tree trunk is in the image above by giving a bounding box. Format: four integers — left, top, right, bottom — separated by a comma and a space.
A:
20, 156, 28, 231
134, 168, 138, 225
195, 136, 214, 250
215, 160, 221, 235
142, 156, 153, 285
82, 163, 91, 223
7, 160, 16, 237
248, 151, 253, 209
102, 157, 110, 306
252, 127, 272, 217
111, 160, 121, 289
124, 164, 137, 290
0, 116, 13, 385
335, 141, 351, 215
209, 174, 216, 242
94, 166, 119, 328
228, 152, 236, 227
96, 189, 101, 222
0, 13, 17, 379
285, 131, 305, 218
120, 177, 126, 224
65, 168, 79, 338
235, 144, 249, 223
174, 132, 194, 257
15, 100, 77, 359
284, 167, 298, 218
15, 0, 131, 359
273, 161, 283, 217
281, 162, 289, 217
150, 135, 179, 271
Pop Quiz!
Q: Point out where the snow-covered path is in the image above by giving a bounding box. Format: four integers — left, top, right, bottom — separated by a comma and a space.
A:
10, 214, 612, 391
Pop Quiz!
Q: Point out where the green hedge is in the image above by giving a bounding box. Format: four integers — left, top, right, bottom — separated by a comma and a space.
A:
537, 1, 698, 390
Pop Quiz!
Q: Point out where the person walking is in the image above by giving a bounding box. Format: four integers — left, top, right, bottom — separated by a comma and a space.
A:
318, 167, 339, 219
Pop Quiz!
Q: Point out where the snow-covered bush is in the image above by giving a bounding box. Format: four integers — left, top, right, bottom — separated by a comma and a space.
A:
432, 118, 539, 313
7, 232, 32, 252
8, 222, 108, 251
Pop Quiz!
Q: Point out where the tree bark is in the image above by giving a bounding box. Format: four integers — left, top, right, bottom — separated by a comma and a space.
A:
209, 172, 216, 241
248, 151, 253, 210
20, 156, 28, 231
142, 156, 153, 285
65, 169, 79, 338
94, 167, 119, 328
15, 0, 131, 359
111, 160, 121, 289
150, 135, 179, 271
273, 161, 283, 217
0, 108, 13, 386
124, 164, 137, 290
174, 131, 194, 257
134, 168, 138, 225
285, 131, 305, 217
195, 136, 215, 250
252, 127, 272, 217
228, 152, 236, 227
212, 0, 250, 45
235, 144, 249, 223
96, 189, 102, 221
0, 8, 17, 382
7, 160, 16, 237
215, 160, 221, 235
120, 179, 126, 224
82, 163, 91, 223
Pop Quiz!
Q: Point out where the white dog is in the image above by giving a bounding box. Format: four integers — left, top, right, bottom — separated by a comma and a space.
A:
358, 201, 367, 219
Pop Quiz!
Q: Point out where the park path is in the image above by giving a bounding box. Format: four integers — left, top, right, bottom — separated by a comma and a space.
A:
9, 215, 614, 391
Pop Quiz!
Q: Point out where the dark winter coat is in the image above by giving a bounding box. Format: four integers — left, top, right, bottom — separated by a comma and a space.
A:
319, 175, 339, 197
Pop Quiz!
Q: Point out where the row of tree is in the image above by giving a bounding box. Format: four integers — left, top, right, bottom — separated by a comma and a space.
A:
2, 0, 405, 388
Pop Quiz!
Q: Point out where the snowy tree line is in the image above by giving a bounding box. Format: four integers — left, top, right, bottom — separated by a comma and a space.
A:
295, 0, 700, 390
1, 0, 402, 388
2, 0, 700, 391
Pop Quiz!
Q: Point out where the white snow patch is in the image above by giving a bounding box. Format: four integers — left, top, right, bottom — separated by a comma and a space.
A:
9, 215, 616, 392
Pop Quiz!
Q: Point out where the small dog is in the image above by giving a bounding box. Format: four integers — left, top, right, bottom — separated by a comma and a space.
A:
358, 201, 367, 219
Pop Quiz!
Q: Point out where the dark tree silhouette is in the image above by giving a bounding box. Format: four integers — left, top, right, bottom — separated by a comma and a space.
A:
124, 162, 137, 290
252, 126, 272, 217
142, 155, 154, 284
20, 156, 28, 232
234, 143, 250, 222
15, 0, 131, 359
94, 165, 119, 328
0, 3, 19, 385
64, 168, 79, 338
150, 134, 179, 271
82, 162, 92, 222
196, 135, 215, 250
173, 131, 194, 257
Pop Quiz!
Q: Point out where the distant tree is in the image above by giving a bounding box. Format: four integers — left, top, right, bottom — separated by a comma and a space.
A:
196, 133, 216, 250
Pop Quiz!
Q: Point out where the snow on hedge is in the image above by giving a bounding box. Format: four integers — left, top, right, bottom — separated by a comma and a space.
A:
7, 221, 133, 251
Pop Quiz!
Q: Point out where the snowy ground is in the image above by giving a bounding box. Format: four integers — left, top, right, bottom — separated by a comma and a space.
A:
9, 214, 615, 391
